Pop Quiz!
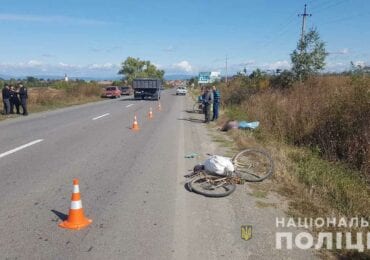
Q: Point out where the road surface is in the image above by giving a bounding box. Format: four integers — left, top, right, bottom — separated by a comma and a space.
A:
0, 90, 317, 259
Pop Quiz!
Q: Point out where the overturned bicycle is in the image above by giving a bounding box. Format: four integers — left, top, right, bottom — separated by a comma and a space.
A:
186, 148, 274, 197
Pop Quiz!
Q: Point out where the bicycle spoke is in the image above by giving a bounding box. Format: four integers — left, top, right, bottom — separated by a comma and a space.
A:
233, 149, 274, 182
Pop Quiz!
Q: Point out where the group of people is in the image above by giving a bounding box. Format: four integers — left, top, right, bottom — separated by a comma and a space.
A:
1, 83, 28, 116
200, 85, 221, 123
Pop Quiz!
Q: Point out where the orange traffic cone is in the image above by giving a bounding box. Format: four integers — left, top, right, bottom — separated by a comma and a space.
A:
158, 102, 162, 111
59, 179, 92, 230
148, 107, 153, 119
132, 115, 140, 130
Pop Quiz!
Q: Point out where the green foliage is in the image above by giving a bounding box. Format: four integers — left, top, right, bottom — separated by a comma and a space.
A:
188, 77, 199, 88
291, 28, 328, 80
112, 80, 123, 86
26, 76, 38, 83
50, 81, 71, 89
118, 57, 164, 84
249, 68, 266, 80
290, 150, 370, 216
271, 70, 296, 89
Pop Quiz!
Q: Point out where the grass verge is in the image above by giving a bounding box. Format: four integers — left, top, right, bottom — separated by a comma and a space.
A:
1, 83, 103, 121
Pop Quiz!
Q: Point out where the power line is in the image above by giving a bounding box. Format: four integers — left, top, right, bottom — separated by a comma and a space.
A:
309, 0, 335, 11
320, 10, 370, 26
311, 0, 348, 14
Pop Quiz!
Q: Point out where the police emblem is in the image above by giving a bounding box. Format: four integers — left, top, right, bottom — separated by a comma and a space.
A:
241, 225, 252, 241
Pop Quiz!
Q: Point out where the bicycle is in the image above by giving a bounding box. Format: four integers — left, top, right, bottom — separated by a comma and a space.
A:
186, 148, 274, 197
192, 101, 204, 114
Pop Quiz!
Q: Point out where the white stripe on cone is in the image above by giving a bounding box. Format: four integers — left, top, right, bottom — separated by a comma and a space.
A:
70, 200, 82, 210
73, 185, 80, 193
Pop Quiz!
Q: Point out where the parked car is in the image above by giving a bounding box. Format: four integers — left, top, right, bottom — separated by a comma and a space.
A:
101, 86, 121, 98
120, 86, 133, 95
176, 86, 187, 95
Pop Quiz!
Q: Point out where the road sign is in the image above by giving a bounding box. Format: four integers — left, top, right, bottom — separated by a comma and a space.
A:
198, 72, 221, 84
198, 72, 211, 84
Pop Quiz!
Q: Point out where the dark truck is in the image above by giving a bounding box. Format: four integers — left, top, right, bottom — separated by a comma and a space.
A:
133, 78, 162, 100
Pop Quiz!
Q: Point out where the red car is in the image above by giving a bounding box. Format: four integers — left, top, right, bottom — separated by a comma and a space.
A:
102, 86, 121, 98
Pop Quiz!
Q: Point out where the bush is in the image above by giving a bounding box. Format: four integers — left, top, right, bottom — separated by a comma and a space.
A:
221, 75, 370, 176
270, 70, 295, 89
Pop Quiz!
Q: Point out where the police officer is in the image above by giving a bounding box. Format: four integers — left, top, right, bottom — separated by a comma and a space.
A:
10, 85, 21, 114
212, 85, 221, 121
2, 84, 11, 115
203, 86, 213, 123
18, 84, 28, 116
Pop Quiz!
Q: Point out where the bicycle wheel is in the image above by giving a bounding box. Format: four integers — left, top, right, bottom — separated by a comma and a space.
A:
188, 175, 236, 197
193, 102, 201, 113
232, 149, 274, 182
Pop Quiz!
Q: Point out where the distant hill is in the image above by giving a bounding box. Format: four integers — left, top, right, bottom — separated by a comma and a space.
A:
0, 73, 195, 81
0, 74, 122, 81
164, 74, 195, 80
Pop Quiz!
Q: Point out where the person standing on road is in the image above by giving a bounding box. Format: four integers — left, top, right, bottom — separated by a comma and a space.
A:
2, 84, 11, 115
10, 85, 21, 114
203, 86, 213, 123
212, 85, 220, 121
18, 84, 28, 116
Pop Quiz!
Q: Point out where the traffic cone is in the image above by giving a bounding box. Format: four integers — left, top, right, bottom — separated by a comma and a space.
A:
59, 179, 92, 230
158, 102, 162, 111
148, 107, 153, 119
132, 115, 140, 130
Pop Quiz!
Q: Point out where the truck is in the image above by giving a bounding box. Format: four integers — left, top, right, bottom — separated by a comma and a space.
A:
133, 78, 162, 100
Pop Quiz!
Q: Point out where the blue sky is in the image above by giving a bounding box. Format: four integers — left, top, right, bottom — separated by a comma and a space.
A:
0, 0, 369, 78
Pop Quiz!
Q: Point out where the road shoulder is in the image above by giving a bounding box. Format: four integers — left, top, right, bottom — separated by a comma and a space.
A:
173, 94, 319, 259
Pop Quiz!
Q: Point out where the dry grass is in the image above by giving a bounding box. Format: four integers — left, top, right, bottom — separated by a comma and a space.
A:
207, 75, 370, 258
1, 82, 102, 120
220, 75, 370, 176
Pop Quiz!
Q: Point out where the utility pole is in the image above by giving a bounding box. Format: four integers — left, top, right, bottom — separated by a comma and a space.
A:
298, 4, 312, 82
298, 4, 312, 42
225, 55, 228, 86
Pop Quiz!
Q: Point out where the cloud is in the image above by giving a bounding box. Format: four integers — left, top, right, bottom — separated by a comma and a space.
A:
237, 60, 256, 66
152, 63, 162, 69
88, 63, 118, 69
28, 60, 43, 66
0, 13, 110, 25
328, 48, 350, 55
172, 60, 193, 73
263, 60, 291, 71
41, 53, 55, 58
163, 45, 175, 52
229, 60, 291, 73
58, 62, 82, 69
354, 60, 366, 67
0, 60, 120, 77
90, 46, 123, 53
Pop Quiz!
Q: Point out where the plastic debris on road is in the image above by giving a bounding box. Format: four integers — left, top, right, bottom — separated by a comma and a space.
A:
185, 152, 199, 158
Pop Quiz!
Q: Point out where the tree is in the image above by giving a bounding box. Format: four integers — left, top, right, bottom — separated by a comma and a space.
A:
271, 70, 295, 89
290, 28, 327, 80
118, 57, 165, 84
249, 68, 266, 80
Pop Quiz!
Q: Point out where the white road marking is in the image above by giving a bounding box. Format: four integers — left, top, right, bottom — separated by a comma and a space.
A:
0, 139, 44, 159
126, 104, 134, 108
92, 113, 110, 120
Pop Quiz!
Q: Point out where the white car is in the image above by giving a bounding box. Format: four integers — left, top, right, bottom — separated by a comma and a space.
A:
176, 87, 187, 95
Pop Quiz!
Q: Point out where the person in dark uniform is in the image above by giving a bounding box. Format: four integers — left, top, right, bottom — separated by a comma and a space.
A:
212, 85, 221, 121
2, 84, 11, 115
203, 86, 213, 123
18, 84, 28, 116
9, 85, 21, 114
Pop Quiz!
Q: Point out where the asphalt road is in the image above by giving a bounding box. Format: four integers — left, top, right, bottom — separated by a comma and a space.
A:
0, 89, 317, 259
